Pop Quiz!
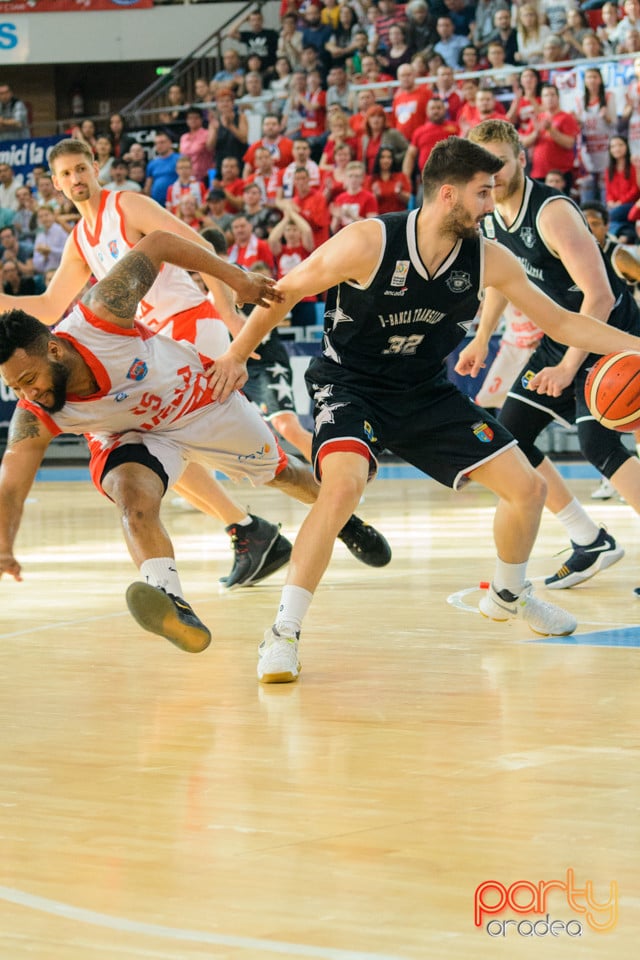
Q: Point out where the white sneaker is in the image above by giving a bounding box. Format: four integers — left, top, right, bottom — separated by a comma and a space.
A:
479, 581, 577, 637
257, 627, 300, 683
591, 478, 615, 500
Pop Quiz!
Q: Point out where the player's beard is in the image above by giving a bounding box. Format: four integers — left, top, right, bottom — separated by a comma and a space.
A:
493, 164, 523, 204
443, 201, 480, 241
38, 359, 70, 413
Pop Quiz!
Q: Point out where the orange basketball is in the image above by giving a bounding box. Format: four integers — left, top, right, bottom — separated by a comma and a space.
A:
585, 352, 640, 432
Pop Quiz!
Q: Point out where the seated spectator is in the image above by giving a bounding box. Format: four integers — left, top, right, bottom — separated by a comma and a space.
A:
211, 155, 245, 213
539, 0, 579, 34
280, 137, 322, 197
349, 88, 377, 136
108, 112, 138, 161
377, 24, 413, 78
515, 4, 552, 64
330, 160, 378, 232
241, 180, 280, 238
597, 2, 622, 54
175, 193, 206, 232
299, 69, 328, 153
268, 204, 317, 326
70, 118, 97, 152
243, 114, 295, 177
456, 78, 482, 137
613, 0, 640, 51
281, 70, 308, 139
432, 64, 462, 121
230, 8, 279, 74
128, 160, 147, 191
391, 63, 430, 143
365, 146, 411, 214
227, 214, 275, 271
158, 82, 186, 127
605, 135, 640, 240
179, 106, 215, 185
165, 155, 207, 214
406, 0, 437, 54
246, 52, 267, 82
581, 31, 605, 58
143, 130, 178, 207
2, 256, 37, 295
434, 15, 469, 68
481, 41, 518, 110
375, 0, 412, 51
402, 97, 460, 185
103, 158, 141, 193
94, 134, 114, 186
444, 0, 476, 38
351, 54, 394, 104
0, 223, 33, 277
0, 83, 30, 141
320, 140, 353, 200
277, 12, 304, 69
11, 185, 38, 249
208, 87, 249, 173
212, 49, 246, 97
200, 187, 235, 238
239, 71, 270, 134
32, 206, 67, 282
243, 145, 282, 205
457, 43, 483, 73
34, 173, 63, 213
506, 66, 542, 133
289, 166, 331, 246
319, 109, 359, 170
0, 161, 20, 212
325, 65, 352, 113
269, 56, 294, 113
321, 0, 341, 31
55, 196, 81, 234
348, 29, 372, 77
561, 9, 592, 57
540, 35, 570, 76
469, 89, 507, 130
545, 169, 569, 192
193, 77, 212, 105
325, 4, 362, 68
300, 3, 333, 72
357, 104, 408, 174
480, 8, 518, 63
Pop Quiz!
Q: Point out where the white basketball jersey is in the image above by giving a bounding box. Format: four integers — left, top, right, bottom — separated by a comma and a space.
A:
72, 190, 205, 331
21, 303, 215, 439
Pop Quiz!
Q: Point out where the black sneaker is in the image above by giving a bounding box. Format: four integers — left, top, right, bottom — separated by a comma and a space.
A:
125, 582, 211, 653
544, 525, 624, 589
223, 514, 281, 590
219, 532, 292, 588
337, 515, 392, 567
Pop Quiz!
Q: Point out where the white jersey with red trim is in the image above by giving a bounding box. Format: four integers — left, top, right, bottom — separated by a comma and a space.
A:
72, 189, 206, 332
20, 303, 216, 439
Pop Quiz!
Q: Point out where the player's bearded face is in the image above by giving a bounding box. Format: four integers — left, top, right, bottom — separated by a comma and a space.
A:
444, 200, 481, 240
38, 358, 70, 413
492, 158, 522, 202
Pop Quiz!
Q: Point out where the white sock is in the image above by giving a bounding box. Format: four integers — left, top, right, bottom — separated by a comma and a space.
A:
493, 559, 528, 597
555, 498, 599, 546
275, 584, 313, 637
140, 557, 183, 597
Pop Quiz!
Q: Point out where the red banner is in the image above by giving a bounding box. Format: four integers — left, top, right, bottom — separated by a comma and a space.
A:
0, 0, 153, 12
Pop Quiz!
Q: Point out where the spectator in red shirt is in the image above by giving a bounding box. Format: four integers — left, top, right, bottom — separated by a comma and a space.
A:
242, 114, 295, 177
349, 89, 377, 137
356, 104, 409, 175
521, 83, 580, 187
605, 135, 640, 241
402, 97, 460, 185
289, 166, 331, 247
456, 78, 481, 137
227, 215, 275, 272
268, 203, 317, 326
320, 141, 355, 203
365, 146, 412, 214
210, 156, 245, 214
243, 146, 282, 205
391, 63, 431, 142
299, 69, 327, 146
330, 160, 379, 233
467, 89, 508, 135
432, 64, 462, 121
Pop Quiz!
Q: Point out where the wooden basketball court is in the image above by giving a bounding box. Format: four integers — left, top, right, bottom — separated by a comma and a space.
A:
1, 470, 638, 959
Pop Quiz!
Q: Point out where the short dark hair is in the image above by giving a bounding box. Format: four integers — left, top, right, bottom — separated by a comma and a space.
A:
580, 199, 609, 224
421, 136, 503, 200
200, 227, 228, 256
0, 309, 54, 365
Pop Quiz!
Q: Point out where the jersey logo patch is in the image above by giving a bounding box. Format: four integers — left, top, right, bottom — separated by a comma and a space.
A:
390, 260, 410, 287
445, 270, 472, 294
108, 239, 119, 259
126, 358, 148, 381
520, 227, 536, 249
483, 215, 495, 239
472, 421, 494, 443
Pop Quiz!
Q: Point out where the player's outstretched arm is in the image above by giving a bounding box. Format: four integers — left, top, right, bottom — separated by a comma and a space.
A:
0, 408, 53, 581
0, 236, 91, 325
485, 243, 640, 357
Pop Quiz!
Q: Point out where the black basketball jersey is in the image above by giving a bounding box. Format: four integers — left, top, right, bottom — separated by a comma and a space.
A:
321, 210, 484, 387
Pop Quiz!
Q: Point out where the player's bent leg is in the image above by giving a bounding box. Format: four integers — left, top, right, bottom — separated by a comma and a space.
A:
270, 412, 313, 463
125, 583, 212, 653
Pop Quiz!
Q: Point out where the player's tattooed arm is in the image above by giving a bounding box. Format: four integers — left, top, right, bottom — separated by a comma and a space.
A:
7, 407, 51, 449
82, 251, 157, 322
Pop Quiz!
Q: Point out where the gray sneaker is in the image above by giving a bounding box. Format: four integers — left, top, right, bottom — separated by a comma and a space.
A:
257, 627, 300, 683
479, 581, 577, 637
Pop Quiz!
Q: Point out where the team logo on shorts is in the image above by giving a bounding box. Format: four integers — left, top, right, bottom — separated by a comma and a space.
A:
521, 369, 535, 390
126, 358, 148, 381
390, 260, 410, 287
363, 420, 377, 443
108, 239, 119, 259
472, 421, 494, 443
445, 270, 472, 294
520, 227, 536, 249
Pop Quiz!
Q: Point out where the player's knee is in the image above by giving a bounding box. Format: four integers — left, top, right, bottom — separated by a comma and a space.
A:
103, 464, 164, 516
579, 429, 632, 478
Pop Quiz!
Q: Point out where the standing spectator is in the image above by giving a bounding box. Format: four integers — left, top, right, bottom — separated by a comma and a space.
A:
481, 7, 518, 64
0, 83, 30, 141
179, 106, 215, 185
365, 146, 411, 214
506, 67, 542, 133
402, 97, 460, 182
521, 83, 580, 187
32, 206, 67, 284
228, 215, 275, 271
211, 49, 246, 97
277, 12, 304, 69
356, 104, 408, 174
434, 16, 470, 68
514, 5, 552, 65
268, 205, 317, 326
165, 156, 207, 215
391, 64, 430, 143
575, 67, 616, 203
299, 69, 328, 153
94, 135, 115, 187
231, 8, 279, 72
108, 112, 138, 161
605, 135, 640, 240
0, 162, 21, 211
289, 166, 331, 246
103, 159, 141, 194
242, 114, 295, 177
300, 3, 334, 70
280, 138, 322, 197
456, 78, 482, 136
208, 88, 249, 172
330, 160, 378, 232
269, 56, 294, 114
143, 130, 178, 207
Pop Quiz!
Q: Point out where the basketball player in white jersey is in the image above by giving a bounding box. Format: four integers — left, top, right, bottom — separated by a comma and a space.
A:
0, 139, 388, 586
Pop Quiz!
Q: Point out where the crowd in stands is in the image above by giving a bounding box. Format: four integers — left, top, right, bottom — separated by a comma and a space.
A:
4, 1, 640, 313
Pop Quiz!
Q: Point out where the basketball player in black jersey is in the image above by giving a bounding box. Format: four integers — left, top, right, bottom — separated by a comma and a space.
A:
462, 120, 640, 594
210, 137, 640, 684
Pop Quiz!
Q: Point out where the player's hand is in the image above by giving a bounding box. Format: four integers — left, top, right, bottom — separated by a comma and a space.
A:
0, 552, 22, 581
234, 272, 284, 309
454, 337, 488, 378
206, 352, 249, 403
527, 365, 572, 397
